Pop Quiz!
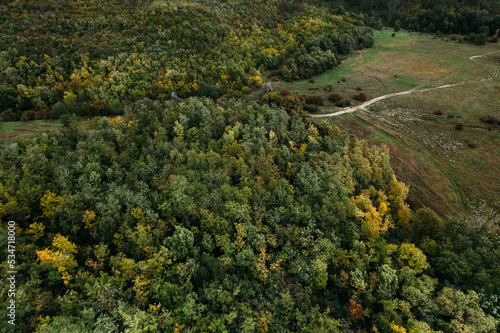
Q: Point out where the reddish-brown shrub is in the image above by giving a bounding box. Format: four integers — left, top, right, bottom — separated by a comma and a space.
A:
21, 110, 36, 121
357, 92, 367, 102
35, 109, 52, 119
280, 89, 290, 96
305, 95, 324, 106
329, 92, 341, 103
434, 109, 443, 116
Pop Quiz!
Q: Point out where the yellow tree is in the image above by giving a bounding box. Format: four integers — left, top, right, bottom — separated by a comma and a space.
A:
351, 187, 392, 234
39, 190, 66, 223
37, 234, 77, 286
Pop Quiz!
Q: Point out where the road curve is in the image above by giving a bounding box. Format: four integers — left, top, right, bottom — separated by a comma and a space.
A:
312, 50, 500, 118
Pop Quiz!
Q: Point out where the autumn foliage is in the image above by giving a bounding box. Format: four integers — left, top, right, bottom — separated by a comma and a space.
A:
357, 92, 367, 102
349, 300, 364, 320
329, 92, 342, 103
280, 89, 290, 96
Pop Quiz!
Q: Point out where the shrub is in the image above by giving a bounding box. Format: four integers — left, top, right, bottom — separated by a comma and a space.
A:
394, 19, 401, 32
475, 33, 487, 46
280, 89, 290, 96
454, 123, 463, 130
309, 78, 315, 83
357, 92, 367, 102
35, 109, 52, 119
434, 109, 443, 116
356, 86, 362, 91
329, 93, 342, 103
336, 99, 351, 107
21, 111, 36, 121
261, 92, 303, 113
305, 95, 324, 106
325, 83, 333, 92
0, 109, 19, 121
422, 115, 438, 123
303, 104, 319, 113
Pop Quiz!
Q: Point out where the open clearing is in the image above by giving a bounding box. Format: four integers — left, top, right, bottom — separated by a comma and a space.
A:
0, 120, 61, 139
277, 30, 500, 215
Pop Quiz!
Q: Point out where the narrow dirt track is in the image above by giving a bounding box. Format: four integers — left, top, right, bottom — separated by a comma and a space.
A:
310, 49, 500, 212
312, 50, 500, 118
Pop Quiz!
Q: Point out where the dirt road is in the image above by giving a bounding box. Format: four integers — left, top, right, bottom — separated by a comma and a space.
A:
312, 50, 500, 118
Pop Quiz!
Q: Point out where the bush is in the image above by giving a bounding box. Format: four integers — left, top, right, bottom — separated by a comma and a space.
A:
304, 95, 324, 106
20, 111, 36, 121
434, 109, 443, 116
454, 123, 463, 130
261, 92, 303, 113
336, 99, 351, 107
325, 83, 333, 92
394, 19, 401, 32
356, 86, 362, 91
303, 104, 319, 113
280, 89, 290, 96
35, 108, 52, 119
329, 93, 341, 103
475, 33, 487, 46
59, 113, 79, 127
357, 92, 367, 102
51, 101, 82, 119
0, 109, 19, 121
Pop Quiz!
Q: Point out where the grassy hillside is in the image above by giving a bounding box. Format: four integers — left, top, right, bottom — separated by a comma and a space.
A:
277, 29, 500, 215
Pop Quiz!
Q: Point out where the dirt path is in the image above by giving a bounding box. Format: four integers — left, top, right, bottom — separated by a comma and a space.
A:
308, 50, 500, 212
312, 50, 500, 118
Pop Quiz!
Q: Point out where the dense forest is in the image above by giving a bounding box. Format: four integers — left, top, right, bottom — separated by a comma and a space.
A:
0, 0, 499, 332
1, 97, 497, 332
0, 0, 373, 120
339, 0, 500, 41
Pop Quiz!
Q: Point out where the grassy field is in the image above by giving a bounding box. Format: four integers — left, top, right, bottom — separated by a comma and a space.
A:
277, 29, 500, 216
0, 120, 61, 139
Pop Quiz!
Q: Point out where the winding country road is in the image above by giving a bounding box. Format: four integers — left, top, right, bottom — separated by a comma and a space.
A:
312, 50, 500, 118
310, 49, 500, 212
